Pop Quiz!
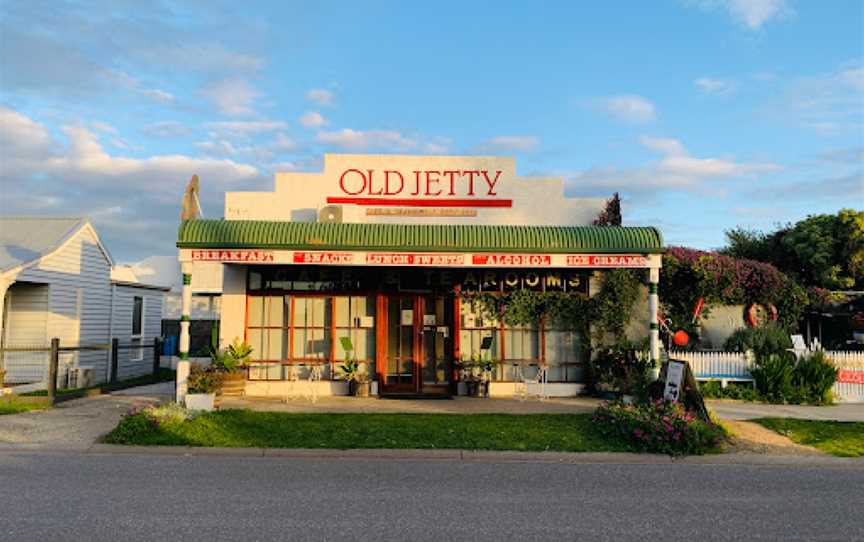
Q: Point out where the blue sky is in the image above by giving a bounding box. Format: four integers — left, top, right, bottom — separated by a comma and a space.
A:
1, 0, 862, 263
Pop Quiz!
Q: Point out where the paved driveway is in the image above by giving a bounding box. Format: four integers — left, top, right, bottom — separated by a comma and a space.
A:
0, 384, 170, 450
707, 400, 864, 422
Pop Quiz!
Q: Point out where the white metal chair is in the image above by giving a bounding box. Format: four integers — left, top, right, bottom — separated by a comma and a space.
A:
518, 363, 548, 402
307, 364, 322, 404
283, 364, 298, 403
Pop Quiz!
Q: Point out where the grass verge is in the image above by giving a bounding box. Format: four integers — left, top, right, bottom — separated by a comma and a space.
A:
755, 418, 864, 457
105, 410, 641, 453
0, 396, 49, 415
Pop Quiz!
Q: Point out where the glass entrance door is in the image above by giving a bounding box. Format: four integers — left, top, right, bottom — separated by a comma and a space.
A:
383, 295, 417, 393
421, 296, 452, 394
379, 294, 453, 396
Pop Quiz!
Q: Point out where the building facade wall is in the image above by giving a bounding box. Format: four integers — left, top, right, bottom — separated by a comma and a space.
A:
14, 226, 113, 382
110, 284, 164, 380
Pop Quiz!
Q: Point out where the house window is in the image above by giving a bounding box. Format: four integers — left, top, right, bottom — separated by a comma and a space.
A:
131, 296, 144, 361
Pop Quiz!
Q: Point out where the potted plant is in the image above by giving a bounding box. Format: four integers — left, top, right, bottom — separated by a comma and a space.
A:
477, 355, 494, 398
210, 337, 253, 396
337, 337, 370, 397
185, 364, 222, 411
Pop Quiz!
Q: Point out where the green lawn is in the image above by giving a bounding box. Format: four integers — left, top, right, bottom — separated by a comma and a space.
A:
0, 396, 48, 415
105, 410, 635, 453
755, 418, 864, 458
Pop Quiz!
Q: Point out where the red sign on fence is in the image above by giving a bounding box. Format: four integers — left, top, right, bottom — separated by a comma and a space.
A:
837, 370, 864, 385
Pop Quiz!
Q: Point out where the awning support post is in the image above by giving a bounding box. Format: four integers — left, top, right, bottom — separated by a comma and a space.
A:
648, 267, 660, 369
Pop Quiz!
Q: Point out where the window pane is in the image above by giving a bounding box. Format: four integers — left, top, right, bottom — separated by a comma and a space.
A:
334, 296, 350, 327
132, 297, 143, 335
267, 329, 286, 360
247, 329, 263, 361
266, 296, 284, 327
248, 297, 264, 326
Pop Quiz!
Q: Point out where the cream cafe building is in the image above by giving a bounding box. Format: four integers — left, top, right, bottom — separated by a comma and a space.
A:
176, 154, 664, 398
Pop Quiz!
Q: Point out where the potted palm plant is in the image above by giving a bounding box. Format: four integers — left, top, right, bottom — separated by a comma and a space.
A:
337, 337, 371, 397
185, 364, 222, 411
210, 337, 253, 396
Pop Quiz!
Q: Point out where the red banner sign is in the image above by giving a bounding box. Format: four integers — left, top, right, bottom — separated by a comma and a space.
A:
837, 370, 864, 385
293, 252, 354, 264
567, 255, 649, 267
471, 254, 551, 266
365, 253, 465, 265
191, 249, 274, 262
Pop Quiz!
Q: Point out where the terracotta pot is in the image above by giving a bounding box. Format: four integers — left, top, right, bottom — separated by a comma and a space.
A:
351, 380, 371, 397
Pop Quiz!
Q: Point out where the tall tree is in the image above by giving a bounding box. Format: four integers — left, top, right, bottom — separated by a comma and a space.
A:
593, 192, 622, 226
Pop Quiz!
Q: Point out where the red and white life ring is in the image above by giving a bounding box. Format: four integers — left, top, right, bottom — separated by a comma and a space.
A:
745, 303, 778, 327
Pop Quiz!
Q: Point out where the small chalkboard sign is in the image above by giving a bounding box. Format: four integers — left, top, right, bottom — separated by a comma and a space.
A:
480, 336, 494, 351
663, 360, 685, 402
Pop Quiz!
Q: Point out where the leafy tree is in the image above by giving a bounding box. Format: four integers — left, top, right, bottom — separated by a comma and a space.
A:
781, 209, 864, 289
593, 192, 622, 226
722, 209, 864, 290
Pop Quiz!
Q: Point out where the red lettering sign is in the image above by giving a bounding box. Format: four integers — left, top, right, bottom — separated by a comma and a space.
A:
292, 252, 354, 264
837, 370, 864, 385
365, 253, 465, 266
330, 168, 513, 207
567, 255, 650, 268
471, 254, 551, 266
191, 250, 274, 262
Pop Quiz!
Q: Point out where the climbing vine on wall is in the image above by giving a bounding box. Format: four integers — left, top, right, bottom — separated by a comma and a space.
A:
459, 268, 644, 345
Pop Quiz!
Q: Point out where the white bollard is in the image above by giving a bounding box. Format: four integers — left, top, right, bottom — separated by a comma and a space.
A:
176, 360, 190, 406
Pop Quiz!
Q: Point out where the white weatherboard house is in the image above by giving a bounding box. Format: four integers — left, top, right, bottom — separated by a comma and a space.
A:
0, 217, 167, 388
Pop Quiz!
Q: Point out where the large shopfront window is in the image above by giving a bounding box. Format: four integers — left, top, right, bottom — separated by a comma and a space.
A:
246, 292, 376, 381
458, 298, 584, 383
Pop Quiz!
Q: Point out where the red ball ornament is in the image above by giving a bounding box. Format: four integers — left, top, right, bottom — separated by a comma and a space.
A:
673, 330, 689, 347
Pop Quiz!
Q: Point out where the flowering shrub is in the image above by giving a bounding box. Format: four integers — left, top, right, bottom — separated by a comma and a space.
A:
104, 403, 195, 444
592, 400, 726, 456
662, 246, 807, 331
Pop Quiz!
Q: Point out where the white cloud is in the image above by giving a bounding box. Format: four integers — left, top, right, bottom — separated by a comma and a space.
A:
203, 78, 259, 116
567, 135, 780, 196
316, 128, 417, 151
695, 77, 737, 95
688, 0, 793, 30
271, 133, 296, 151
299, 111, 327, 128
476, 136, 540, 153
205, 120, 288, 134
768, 61, 864, 134
137, 43, 264, 74
306, 88, 335, 106
141, 88, 175, 104
599, 95, 657, 123
0, 106, 265, 258
144, 121, 192, 138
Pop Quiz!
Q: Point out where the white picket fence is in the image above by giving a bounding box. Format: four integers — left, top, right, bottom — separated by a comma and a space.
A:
670, 350, 864, 403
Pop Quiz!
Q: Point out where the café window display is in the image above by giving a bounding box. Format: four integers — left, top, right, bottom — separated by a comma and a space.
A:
457, 269, 587, 383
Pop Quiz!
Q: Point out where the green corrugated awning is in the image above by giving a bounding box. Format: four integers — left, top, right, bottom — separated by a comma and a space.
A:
177, 220, 664, 254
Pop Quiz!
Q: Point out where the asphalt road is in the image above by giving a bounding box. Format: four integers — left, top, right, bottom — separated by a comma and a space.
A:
1, 452, 862, 541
